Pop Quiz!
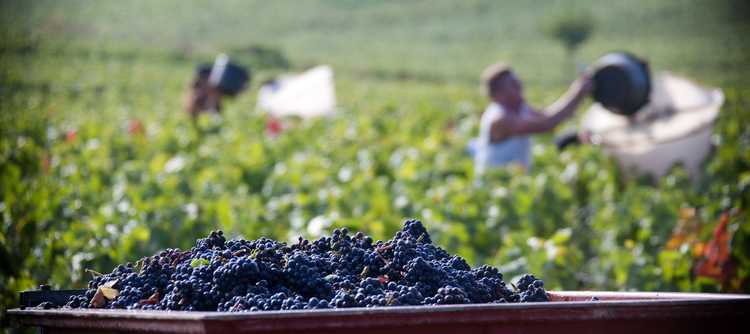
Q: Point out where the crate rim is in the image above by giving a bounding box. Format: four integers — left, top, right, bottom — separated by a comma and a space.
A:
8, 290, 750, 321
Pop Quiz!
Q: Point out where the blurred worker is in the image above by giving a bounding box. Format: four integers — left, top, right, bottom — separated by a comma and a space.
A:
184, 54, 250, 120
184, 64, 221, 118
474, 63, 592, 174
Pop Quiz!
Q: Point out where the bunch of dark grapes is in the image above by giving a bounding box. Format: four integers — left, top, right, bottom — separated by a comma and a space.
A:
64, 219, 548, 311
515, 274, 549, 303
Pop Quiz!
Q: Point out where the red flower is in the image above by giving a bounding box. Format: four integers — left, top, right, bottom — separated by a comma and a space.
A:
266, 117, 283, 137
65, 130, 77, 143
128, 119, 144, 135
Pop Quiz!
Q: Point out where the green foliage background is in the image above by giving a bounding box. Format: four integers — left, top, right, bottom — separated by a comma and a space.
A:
1, 0, 749, 325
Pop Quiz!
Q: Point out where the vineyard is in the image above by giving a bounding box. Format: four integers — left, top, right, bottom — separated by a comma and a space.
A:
1, 0, 749, 323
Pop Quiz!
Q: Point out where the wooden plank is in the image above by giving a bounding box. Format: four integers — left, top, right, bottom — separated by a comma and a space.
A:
8, 291, 750, 334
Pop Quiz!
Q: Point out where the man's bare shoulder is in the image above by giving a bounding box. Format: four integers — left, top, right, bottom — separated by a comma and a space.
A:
488, 107, 524, 125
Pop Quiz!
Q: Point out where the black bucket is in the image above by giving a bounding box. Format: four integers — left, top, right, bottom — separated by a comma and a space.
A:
591, 52, 651, 116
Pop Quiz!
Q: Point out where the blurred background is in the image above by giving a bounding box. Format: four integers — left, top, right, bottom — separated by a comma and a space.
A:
1, 0, 749, 320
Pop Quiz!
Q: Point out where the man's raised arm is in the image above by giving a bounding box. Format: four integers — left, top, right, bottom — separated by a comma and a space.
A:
489, 75, 592, 143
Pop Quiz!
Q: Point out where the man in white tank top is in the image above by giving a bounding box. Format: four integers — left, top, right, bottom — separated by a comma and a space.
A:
475, 63, 593, 174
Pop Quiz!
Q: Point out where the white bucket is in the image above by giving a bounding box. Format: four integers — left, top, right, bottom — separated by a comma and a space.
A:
582, 72, 724, 180
257, 65, 336, 118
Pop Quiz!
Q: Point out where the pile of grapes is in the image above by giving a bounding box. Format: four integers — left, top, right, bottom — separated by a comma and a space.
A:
64, 219, 548, 311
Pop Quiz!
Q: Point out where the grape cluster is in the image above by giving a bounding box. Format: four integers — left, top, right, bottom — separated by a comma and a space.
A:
64, 219, 548, 311
515, 274, 549, 303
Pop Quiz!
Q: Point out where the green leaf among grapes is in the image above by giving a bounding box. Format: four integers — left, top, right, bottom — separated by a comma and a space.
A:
190, 258, 209, 268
